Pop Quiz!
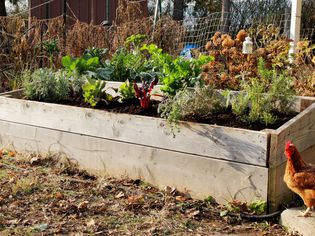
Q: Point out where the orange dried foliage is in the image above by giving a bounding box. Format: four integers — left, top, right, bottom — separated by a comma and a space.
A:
200, 26, 315, 93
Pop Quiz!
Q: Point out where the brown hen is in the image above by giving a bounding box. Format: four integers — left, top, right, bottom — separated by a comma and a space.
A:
283, 141, 315, 217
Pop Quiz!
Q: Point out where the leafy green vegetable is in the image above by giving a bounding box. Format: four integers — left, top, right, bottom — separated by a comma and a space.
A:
62, 55, 100, 75
82, 78, 113, 107
110, 48, 144, 81
119, 80, 135, 102
249, 200, 267, 215
134, 77, 158, 109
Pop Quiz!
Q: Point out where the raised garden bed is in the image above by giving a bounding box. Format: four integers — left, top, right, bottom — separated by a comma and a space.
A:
0, 84, 314, 212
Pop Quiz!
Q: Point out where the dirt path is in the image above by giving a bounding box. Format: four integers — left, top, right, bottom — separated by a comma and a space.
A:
0, 150, 297, 235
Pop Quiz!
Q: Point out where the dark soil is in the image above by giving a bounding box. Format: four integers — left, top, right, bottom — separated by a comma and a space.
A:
0, 151, 298, 235
60, 97, 297, 131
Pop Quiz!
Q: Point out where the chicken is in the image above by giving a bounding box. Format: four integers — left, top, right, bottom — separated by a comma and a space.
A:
283, 141, 315, 216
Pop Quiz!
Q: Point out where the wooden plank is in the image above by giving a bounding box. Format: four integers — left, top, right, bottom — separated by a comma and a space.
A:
269, 102, 315, 167
268, 102, 315, 211
0, 96, 269, 166
0, 120, 268, 203
0, 89, 24, 98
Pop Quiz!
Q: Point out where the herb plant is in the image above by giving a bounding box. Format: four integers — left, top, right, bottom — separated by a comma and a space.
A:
158, 83, 224, 132
24, 68, 69, 102
68, 71, 87, 97
224, 58, 295, 126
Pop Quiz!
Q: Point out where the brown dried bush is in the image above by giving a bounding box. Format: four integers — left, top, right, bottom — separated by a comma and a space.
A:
201, 25, 315, 95
66, 21, 111, 57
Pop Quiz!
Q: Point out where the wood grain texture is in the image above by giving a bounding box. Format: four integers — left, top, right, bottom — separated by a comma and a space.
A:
268, 102, 315, 211
0, 96, 269, 166
269, 102, 315, 167
0, 120, 268, 203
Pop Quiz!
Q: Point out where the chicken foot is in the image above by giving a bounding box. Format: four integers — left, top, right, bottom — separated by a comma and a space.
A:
298, 207, 312, 217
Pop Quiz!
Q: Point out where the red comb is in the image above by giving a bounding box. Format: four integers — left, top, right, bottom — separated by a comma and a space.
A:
285, 140, 292, 150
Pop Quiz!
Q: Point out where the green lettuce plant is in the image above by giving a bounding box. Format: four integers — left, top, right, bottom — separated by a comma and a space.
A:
119, 80, 136, 102
82, 78, 114, 107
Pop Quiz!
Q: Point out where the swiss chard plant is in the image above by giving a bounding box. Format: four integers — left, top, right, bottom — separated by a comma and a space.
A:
134, 77, 158, 109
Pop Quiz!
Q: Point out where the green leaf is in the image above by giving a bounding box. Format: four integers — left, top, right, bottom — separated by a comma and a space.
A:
62, 55, 72, 68
95, 67, 113, 80
86, 57, 99, 67
220, 210, 229, 217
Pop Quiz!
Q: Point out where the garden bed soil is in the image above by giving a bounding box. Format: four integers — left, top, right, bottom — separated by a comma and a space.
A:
61, 97, 297, 131
0, 152, 298, 236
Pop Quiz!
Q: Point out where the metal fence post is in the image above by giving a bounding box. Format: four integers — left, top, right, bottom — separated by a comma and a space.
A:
289, 0, 302, 62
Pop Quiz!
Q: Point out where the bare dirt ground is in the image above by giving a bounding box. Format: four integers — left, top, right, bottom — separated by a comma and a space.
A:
0, 150, 298, 236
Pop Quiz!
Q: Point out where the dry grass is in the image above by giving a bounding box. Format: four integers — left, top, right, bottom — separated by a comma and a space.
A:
0, 150, 295, 235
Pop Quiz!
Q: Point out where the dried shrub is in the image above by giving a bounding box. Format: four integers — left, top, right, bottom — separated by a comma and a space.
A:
111, 18, 152, 54
151, 17, 186, 56
66, 21, 111, 57
115, 0, 148, 25
202, 25, 315, 95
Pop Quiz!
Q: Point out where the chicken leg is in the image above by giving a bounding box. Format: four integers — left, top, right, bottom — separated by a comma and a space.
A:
298, 207, 312, 217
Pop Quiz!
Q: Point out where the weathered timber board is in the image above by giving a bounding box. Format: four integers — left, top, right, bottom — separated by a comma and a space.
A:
0, 120, 268, 203
268, 102, 315, 211
269, 102, 315, 167
0, 96, 268, 166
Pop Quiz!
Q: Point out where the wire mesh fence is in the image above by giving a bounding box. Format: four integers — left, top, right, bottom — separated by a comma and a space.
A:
0, 7, 314, 87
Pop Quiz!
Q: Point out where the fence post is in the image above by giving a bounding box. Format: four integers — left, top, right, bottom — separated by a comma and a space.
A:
153, 0, 161, 31
63, 0, 67, 51
289, 0, 302, 62
91, 0, 96, 24
45, 0, 49, 19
